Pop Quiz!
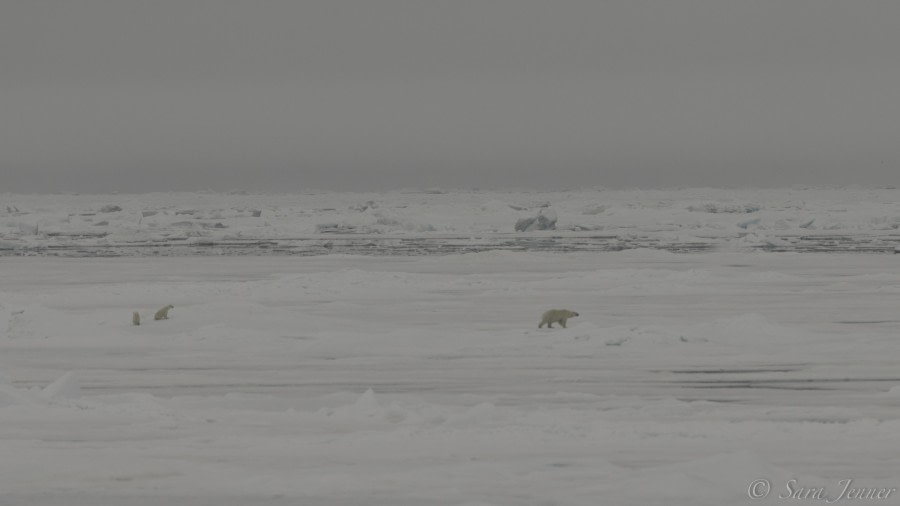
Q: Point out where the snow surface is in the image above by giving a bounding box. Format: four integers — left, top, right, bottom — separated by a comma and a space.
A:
2, 190, 900, 504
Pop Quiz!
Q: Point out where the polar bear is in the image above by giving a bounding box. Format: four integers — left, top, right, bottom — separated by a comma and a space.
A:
154, 304, 174, 321
539, 309, 579, 328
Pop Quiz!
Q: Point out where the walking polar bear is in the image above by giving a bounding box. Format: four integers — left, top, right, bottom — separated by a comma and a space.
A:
154, 304, 174, 321
539, 309, 579, 329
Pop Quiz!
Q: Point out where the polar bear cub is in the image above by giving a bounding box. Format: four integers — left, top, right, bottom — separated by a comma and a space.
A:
539, 309, 579, 329
154, 304, 174, 321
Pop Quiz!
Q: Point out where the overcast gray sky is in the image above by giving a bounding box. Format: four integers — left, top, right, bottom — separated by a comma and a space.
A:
2, 1, 899, 193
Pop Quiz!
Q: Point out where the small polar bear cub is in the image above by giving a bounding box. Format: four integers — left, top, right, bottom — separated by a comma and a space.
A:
154, 304, 174, 321
539, 309, 579, 329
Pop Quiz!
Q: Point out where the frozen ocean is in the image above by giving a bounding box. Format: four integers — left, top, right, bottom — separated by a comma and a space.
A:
1, 188, 899, 505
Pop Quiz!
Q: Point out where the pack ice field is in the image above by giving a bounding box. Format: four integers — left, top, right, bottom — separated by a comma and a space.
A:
2, 189, 900, 505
